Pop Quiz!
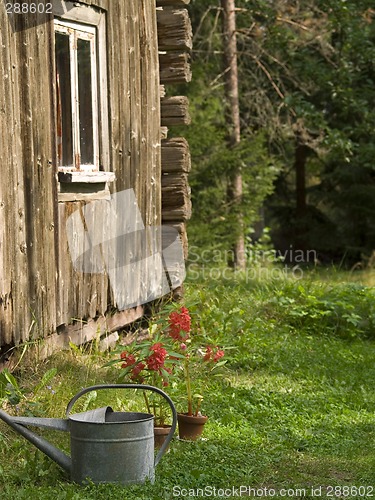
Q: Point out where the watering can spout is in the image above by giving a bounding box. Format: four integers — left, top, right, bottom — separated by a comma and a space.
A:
0, 409, 71, 473
0, 406, 114, 474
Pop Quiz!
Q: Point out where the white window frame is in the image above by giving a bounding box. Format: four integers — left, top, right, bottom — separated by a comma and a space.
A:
53, 1, 110, 175
55, 20, 99, 171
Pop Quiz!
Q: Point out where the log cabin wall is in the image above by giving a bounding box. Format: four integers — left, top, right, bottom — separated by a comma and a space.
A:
0, 0, 163, 351
157, 0, 193, 259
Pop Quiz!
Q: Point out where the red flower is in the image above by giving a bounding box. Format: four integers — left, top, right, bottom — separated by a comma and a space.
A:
120, 352, 136, 368
146, 343, 167, 371
169, 307, 191, 341
203, 346, 213, 361
213, 349, 225, 362
203, 346, 225, 363
131, 362, 145, 379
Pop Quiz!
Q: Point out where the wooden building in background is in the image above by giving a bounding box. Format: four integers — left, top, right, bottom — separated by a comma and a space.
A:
0, 0, 192, 358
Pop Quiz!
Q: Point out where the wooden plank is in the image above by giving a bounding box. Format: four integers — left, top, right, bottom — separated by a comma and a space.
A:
161, 96, 191, 126
157, 8, 192, 51
20, 15, 57, 342
161, 137, 191, 173
57, 199, 110, 326
49, 306, 144, 356
0, 17, 15, 344
57, 189, 111, 202
159, 51, 191, 84
7, 306, 144, 364
12, 25, 32, 344
140, 0, 162, 227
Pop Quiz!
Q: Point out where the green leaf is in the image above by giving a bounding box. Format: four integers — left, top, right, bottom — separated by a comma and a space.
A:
168, 351, 186, 359
102, 358, 124, 367
2, 369, 19, 391
81, 391, 97, 412
160, 368, 170, 380
211, 360, 228, 370
33, 368, 57, 395
193, 394, 204, 400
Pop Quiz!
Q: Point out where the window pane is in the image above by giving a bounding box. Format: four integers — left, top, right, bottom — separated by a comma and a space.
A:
77, 38, 94, 166
55, 32, 73, 167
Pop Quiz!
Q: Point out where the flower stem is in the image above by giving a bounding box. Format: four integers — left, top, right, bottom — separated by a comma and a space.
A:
185, 357, 193, 416
195, 397, 202, 417
143, 391, 151, 415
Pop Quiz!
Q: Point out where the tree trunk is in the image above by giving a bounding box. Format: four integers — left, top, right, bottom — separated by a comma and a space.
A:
221, 0, 246, 270
294, 138, 309, 252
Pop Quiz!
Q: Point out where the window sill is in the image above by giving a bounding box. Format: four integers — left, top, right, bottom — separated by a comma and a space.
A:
58, 170, 115, 203
58, 171, 116, 184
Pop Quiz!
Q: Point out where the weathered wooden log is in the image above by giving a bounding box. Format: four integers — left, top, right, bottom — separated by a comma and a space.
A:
157, 0, 190, 6
162, 206, 191, 222
159, 51, 191, 84
162, 172, 189, 189
157, 8, 192, 51
161, 137, 191, 173
162, 172, 192, 221
161, 96, 191, 126
9, 307, 145, 362
162, 186, 190, 208
162, 222, 189, 260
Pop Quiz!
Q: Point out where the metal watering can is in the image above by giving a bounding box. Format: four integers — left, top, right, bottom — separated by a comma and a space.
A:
0, 384, 177, 484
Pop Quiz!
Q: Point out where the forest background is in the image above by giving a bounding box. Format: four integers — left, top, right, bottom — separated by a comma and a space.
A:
180, 0, 375, 269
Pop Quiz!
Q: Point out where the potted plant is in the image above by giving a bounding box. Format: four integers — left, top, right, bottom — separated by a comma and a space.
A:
107, 305, 225, 442
167, 306, 225, 440
105, 334, 179, 447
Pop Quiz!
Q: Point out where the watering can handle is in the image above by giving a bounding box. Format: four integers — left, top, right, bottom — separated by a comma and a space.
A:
65, 384, 177, 467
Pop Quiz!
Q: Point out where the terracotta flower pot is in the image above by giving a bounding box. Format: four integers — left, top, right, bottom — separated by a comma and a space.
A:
177, 413, 208, 441
154, 425, 172, 449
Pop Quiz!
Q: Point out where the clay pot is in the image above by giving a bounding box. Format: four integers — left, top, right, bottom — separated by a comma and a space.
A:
154, 425, 172, 449
177, 413, 208, 441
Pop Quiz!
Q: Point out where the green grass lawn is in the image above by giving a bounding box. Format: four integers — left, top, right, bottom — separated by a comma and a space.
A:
0, 269, 374, 499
